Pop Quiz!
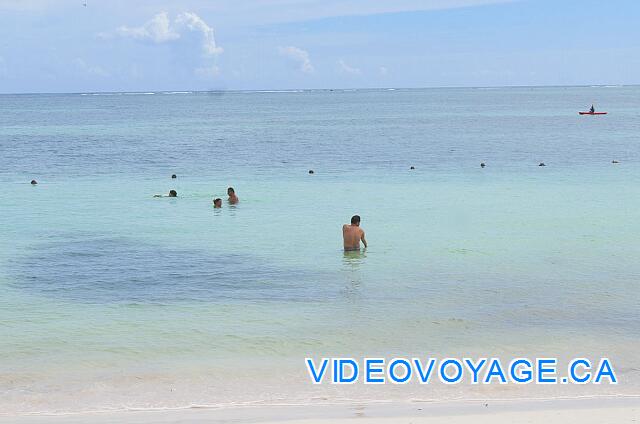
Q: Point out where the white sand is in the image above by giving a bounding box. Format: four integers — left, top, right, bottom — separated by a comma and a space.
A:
4, 397, 639, 424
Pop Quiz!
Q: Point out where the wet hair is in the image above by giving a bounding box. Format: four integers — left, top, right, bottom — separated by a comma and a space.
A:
169, 190, 177, 197
213, 198, 222, 205
30, 179, 38, 185
351, 215, 361, 225
308, 170, 314, 174
227, 187, 235, 194
171, 174, 177, 179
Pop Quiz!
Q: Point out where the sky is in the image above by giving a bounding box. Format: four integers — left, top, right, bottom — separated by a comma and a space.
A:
0, 0, 639, 92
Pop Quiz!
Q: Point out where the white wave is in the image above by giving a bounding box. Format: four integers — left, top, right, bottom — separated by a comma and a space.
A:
251, 90, 303, 93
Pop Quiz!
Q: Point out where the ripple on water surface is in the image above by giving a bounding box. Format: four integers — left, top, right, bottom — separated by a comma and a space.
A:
8, 237, 336, 304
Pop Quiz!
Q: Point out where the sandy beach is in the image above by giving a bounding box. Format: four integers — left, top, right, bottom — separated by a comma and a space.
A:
4, 397, 639, 424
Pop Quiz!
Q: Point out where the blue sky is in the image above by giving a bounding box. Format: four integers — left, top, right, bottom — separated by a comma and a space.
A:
0, 0, 638, 92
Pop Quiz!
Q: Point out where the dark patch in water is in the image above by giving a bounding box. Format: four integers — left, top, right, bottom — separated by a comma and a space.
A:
8, 238, 334, 304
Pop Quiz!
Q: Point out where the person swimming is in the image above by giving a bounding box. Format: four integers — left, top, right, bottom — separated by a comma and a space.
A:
154, 190, 177, 198
343, 215, 367, 251
227, 187, 239, 204
213, 198, 222, 208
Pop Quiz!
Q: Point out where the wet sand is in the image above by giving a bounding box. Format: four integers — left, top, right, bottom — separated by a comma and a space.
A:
5, 397, 639, 424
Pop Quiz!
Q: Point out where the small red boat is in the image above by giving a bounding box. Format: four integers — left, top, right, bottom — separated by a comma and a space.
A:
579, 111, 607, 115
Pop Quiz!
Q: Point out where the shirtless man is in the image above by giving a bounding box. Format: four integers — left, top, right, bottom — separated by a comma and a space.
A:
343, 215, 367, 251
227, 187, 239, 204
154, 190, 177, 198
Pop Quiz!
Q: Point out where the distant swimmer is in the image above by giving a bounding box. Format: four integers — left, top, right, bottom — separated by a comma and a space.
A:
538, 162, 546, 167
30, 179, 38, 185
480, 162, 486, 168
154, 190, 177, 198
171, 174, 177, 179
213, 198, 222, 208
343, 215, 367, 251
227, 187, 239, 204
309, 170, 315, 174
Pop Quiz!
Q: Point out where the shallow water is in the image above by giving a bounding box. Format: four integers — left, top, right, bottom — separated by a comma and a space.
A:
1, 87, 639, 413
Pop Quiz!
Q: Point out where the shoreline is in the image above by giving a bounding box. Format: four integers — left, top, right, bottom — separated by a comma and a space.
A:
4, 396, 639, 423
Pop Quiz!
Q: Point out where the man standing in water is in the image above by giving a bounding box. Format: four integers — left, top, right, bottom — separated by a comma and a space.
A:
343, 215, 367, 251
227, 187, 239, 204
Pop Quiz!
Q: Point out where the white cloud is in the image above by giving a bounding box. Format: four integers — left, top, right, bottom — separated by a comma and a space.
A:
109, 11, 222, 56
176, 12, 223, 56
73, 58, 109, 77
338, 60, 361, 75
278, 46, 314, 74
116, 11, 180, 43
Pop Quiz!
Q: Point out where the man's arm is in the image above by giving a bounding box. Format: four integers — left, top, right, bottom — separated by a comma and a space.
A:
360, 230, 367, 248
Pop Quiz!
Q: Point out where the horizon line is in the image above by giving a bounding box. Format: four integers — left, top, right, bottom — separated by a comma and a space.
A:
1, 83, 637, 96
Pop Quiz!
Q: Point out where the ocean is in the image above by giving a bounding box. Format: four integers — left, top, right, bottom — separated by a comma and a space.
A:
1, 87, 639, 414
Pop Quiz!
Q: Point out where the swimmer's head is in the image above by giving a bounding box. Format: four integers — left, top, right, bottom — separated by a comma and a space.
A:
171, 174, 177, 179
213, 198, 222, 208
351, 215, 361, 225
30, 179, 38, 185
169, 190, 177, 197
227, 187, 235, 195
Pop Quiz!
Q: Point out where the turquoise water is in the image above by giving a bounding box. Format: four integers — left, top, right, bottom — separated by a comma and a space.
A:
1, 87, 639, 413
